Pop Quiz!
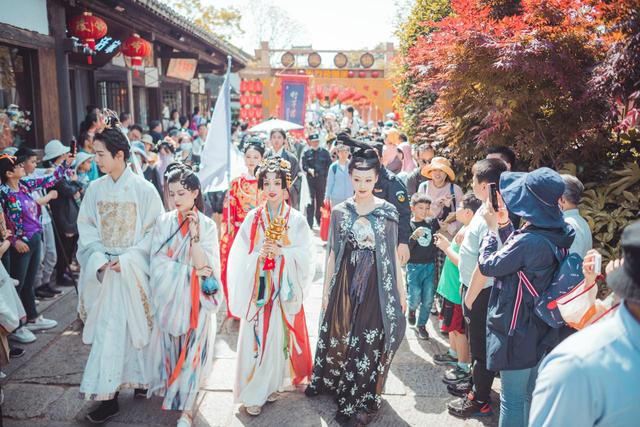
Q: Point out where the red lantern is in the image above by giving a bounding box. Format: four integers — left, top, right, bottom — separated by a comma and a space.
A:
240, 95, 248, 105
372, 90, 379, 96
255, 108, 263, 119
248, 95, 255, 105
254, 95, 263, 105
358, 71, 367, 78
315, 85, 323, 101
68, 12, 108, 64
372, 71, 380, 78
254, 80, 263, 92
240, 80, 247, 92
347, 70, 355, 78
121, 33, 152, 77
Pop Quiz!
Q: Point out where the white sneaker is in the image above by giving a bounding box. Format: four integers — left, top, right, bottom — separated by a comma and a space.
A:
0, 371, 6, 379
9, 327, 37, 344
245, 405, 262, 416
25, 316, 57, 331
176, 414, 192, 427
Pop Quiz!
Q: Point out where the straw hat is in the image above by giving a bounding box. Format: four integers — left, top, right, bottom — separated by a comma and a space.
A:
421, 156, 455, 181
383, 128, 401, 145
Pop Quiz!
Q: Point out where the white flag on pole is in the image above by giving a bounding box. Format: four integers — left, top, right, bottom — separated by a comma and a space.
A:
198, 73, 246, 193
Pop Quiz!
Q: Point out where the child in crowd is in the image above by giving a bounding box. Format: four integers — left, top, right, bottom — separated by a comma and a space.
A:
14, 147, 60, 301
434, 192, 482, 396
74, 151, 95, 192
407, 193, 440, 340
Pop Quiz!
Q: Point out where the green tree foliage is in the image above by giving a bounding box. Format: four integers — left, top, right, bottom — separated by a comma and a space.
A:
169, 0, 243, 41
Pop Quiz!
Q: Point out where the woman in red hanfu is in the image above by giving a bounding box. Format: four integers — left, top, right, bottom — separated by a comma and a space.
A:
219, 140, 265, 317
227, 157, 314, 417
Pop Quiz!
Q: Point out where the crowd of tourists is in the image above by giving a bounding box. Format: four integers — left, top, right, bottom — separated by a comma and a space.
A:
0, 104, 637, 427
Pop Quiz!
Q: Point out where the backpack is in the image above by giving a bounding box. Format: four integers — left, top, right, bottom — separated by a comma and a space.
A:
512, 238, 584, 333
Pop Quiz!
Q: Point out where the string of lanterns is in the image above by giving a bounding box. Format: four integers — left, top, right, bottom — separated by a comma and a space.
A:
68, 11, 152, 76
239, 79, 263, 124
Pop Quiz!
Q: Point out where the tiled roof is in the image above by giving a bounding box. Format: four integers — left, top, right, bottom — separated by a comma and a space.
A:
131, 0, 251, 67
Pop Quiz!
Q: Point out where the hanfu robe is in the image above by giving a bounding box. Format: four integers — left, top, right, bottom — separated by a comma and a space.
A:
219, 175, 261, 317
227, 204, 314, 407
77, 168, 164, 400
147, 210, 222, 411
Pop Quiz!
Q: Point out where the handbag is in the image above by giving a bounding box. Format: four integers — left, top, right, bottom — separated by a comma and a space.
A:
200, 275, 220, 296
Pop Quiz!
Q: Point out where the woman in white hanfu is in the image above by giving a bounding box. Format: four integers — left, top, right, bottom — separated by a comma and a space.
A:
147, 164, 222, 427
227, 157, 315, 416
76, 126, 164, 424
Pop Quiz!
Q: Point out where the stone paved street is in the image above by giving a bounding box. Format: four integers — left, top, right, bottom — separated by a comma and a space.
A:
1, 232, 498, 427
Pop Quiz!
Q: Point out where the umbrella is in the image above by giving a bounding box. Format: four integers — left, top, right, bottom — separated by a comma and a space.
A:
248, 118, 304, 133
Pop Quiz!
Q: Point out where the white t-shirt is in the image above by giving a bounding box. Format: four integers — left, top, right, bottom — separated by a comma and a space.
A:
458, 205, 493, 288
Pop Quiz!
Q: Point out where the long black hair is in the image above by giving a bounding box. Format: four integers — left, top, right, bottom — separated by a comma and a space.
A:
164, 163, 205, 211
337, 132, 381, 175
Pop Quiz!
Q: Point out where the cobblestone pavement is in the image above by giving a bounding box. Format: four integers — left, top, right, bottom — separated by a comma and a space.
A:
1, 232, 498, 427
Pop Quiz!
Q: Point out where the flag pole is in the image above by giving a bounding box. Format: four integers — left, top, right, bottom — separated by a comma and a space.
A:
226, 55, 232, 233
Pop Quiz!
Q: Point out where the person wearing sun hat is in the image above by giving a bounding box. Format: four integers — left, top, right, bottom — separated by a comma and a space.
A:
418, 156, 464, 238
471, 167, 575, 426
530, 219, 640, 427
131, 140, 162, 196
73, 151, 95, 191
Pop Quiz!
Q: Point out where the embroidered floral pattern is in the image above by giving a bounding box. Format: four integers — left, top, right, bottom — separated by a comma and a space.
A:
307, 200, 405, 419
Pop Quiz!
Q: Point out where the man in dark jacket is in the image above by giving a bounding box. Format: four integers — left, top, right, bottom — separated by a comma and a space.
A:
301, 133, 332, 228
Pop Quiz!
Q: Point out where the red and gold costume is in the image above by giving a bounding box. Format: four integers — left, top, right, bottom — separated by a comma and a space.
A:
220, 175, 261, 317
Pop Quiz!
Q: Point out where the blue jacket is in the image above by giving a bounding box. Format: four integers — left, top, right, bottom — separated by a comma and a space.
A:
324, 161, 353, 206
479, 223, 575, 371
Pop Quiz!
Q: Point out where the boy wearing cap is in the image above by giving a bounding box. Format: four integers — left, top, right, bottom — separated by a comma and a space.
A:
530, 220, 640, 427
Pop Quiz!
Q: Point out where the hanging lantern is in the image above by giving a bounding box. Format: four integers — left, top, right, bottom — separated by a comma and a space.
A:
255, 108, 263, 119
254, 94, 263, 105
315, 85, 323, 101
240, 95, 248, 105
240, 80, 248, 92
347, 70, 355, 78
372, 90, 379, 96
121, 33, 152, 77
254, 80, 263, 92
358, 71, 367, 78
371, 71, 380, 78
68, 12, 108, 64
247, 95, 255, 105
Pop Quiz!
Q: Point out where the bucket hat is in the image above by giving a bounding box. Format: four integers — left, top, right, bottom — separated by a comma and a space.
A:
42, 139, 70, 161
499, 167, 565, 229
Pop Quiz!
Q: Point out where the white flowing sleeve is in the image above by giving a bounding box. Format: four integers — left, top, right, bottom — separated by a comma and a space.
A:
76, 183, 109, 321
227, 210, 261, 319
280, 210, 315, 316
0, 266, 24, 332
117, 182, 164, 347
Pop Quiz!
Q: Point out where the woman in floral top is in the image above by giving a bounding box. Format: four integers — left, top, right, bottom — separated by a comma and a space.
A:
0, 153, 72, 331
305, 147, 407, 425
